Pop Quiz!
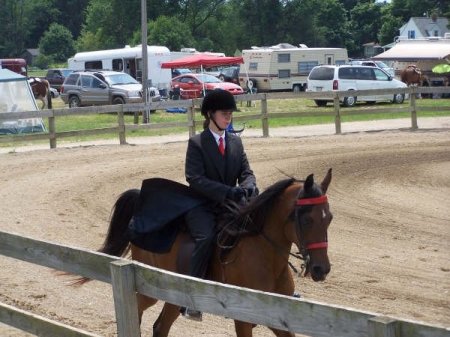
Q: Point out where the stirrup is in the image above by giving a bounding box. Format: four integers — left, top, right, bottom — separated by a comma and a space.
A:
180, 307, 203, 322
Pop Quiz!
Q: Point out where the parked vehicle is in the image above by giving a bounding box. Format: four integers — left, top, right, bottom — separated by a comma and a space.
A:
306, 65, 407, 107
171, 73, 244, 99
348, 59, 395, 77
49, 87, 59, 98
60, 70, 160, 108
171, 68, 192, 78
41, 68, 73, 91
67, 45, 172, 92
0, 58, 27, 76
218, 66, 240, 84
238, 43, 348, 92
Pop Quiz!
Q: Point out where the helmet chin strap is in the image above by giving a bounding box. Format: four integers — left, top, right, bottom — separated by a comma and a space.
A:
209, 112, 227, 132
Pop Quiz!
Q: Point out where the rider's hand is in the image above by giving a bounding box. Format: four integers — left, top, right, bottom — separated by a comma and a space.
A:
245, 186, 259, 199
227, 186, 246, 202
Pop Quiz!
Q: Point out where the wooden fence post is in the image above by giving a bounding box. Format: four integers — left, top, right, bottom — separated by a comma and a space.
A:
48, 113, 56, 149
110, 260, 140, 337
368, 316, 399, 337
117, 105, 127, 145
188, 104, 196, 137
333, 94, 341, 134
261, 94, 269, 137
409, 87, 418, 130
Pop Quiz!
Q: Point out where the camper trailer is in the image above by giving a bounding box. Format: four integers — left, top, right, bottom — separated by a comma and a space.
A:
67, 45, 172, 91
239, 43, 348, 92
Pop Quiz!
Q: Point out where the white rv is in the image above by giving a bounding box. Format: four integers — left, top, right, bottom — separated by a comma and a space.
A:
239, 43, 348, 92
67, 45, 172, 91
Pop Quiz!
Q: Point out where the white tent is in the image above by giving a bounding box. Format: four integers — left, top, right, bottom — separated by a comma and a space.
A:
0, 69, 45, 134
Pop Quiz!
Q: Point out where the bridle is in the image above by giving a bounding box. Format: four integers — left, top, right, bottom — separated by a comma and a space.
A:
294, 194, 329, 276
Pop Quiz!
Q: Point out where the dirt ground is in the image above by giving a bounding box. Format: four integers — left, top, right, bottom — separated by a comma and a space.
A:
0, 119, 449, 336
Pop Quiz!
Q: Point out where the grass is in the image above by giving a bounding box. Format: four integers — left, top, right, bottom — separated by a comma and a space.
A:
2, 96, 450, 147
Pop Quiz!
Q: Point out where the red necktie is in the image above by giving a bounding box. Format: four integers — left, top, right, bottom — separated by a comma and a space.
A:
218, 137, 225, 156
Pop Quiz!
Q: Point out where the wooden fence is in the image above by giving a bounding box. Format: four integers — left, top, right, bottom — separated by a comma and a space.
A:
0, 230, 449, 337
1, 86, 449, 149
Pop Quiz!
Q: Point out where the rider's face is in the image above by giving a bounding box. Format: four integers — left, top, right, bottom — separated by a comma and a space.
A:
210, 109, 233, 132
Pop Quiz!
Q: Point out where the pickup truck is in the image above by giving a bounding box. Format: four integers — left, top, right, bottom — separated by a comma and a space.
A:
41, 68, 73, 92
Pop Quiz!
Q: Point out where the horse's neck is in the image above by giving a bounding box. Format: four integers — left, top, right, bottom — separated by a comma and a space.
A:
262, 213, 295, 257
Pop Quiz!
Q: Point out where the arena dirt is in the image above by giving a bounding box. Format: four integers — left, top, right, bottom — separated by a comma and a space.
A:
0, 121, 449, 336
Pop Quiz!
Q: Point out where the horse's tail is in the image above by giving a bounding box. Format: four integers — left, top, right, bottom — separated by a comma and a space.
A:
98, 188, 140, 257
71, 189, 140, 286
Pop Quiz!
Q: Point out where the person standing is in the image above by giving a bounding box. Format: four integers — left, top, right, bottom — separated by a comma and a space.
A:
182, 89, 258, 320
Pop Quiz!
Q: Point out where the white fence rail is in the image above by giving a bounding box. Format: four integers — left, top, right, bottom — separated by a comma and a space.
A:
0, 230, 448, 337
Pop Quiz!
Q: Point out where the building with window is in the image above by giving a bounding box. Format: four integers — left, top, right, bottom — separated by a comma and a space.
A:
398, 16, 449, 40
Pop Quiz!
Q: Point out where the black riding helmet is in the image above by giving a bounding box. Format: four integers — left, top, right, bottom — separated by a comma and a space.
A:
201, 89, 237, 118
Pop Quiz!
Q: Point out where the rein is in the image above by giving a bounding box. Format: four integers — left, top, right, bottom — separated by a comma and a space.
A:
295, 194, 329, 275
260, 193, 329, 277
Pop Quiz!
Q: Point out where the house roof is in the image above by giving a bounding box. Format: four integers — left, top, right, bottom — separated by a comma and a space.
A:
400, 17, 449, 37
373, 38, 450, 61
25, 48, 39, 56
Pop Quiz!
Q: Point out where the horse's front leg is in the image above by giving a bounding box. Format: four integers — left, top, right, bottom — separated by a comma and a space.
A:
234, 320, 255, 337
152, 302, 180, 337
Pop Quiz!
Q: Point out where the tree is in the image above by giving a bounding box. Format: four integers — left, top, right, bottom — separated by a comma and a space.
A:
131, 16, 196, 51
0, 0, 28, 57
348, 2, 383, 56
378, 8, 403, 45
39, 23, 75, 62
233, 0, 284, 47
280, 0, 348, 48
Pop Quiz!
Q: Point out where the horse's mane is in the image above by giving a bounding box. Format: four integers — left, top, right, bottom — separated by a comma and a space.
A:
216, 177, 298, 251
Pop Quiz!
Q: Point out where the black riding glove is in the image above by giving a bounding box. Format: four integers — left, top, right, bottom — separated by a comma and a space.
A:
245, 186, 259, 199
226, 186, 246, 202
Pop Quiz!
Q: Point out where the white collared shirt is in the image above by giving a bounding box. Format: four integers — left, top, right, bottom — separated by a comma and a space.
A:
209, 129, 226, 149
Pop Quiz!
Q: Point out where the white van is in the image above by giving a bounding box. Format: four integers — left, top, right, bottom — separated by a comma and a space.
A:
306, 65, 407, 107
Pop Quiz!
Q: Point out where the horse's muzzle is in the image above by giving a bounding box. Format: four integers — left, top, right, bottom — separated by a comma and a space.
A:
310, 264, 331, 282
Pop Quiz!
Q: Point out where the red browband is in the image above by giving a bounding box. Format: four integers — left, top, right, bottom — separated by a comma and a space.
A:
296, 195, 328, 206
306, 242, 328, 250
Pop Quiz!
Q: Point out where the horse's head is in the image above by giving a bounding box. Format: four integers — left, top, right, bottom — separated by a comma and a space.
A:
292, 168, 333, 281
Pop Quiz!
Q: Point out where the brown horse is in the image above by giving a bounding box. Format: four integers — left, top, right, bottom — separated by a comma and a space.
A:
28, 77, 52, 109
78, 169, 333, 337
400, 64, 422, 86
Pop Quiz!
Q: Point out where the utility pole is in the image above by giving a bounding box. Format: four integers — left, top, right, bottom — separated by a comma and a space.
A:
141, 0, 149, 123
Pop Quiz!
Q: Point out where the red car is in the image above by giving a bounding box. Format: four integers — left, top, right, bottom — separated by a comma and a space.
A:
171, 73, 244, 99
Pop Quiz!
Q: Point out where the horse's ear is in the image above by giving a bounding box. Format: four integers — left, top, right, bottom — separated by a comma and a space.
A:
304, 173, 314, 192
320, 168, 332, 194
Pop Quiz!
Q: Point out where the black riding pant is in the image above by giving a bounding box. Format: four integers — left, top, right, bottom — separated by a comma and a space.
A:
184, 204, 216, 278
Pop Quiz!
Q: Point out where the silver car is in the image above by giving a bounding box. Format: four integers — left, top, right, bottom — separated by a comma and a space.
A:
60, 70, 160, 108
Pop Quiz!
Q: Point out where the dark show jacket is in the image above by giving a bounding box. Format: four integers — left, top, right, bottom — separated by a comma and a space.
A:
185, 129, 256, 204
129, 129, 256, 253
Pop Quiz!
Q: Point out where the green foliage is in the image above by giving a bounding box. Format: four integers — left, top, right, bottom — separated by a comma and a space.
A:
348, 2, 383, 56
1, 0, 450, 59
378, 12, 403, 45
131, 16, 196, 51
39, 23, 75, 62
34, 54, 52, 69
0, 0, 28, 57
